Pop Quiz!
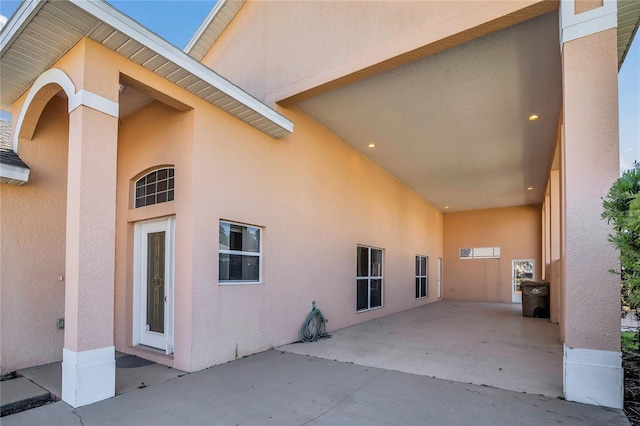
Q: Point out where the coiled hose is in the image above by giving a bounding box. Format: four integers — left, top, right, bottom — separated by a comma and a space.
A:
299, 301, 328, 342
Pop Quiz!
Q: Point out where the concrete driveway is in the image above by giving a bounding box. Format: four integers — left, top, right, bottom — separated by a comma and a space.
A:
280, 300, 563, 397
2, 350, 627, 425
2, 300, 628, 425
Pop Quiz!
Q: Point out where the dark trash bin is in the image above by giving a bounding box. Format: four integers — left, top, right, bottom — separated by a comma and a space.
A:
521, 281, 550, 318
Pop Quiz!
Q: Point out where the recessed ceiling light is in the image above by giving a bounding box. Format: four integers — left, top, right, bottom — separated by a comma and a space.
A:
528, 115, 539, 121
527, 187, 533, 191
368, 144, 376, 148
444, 206, 449, 209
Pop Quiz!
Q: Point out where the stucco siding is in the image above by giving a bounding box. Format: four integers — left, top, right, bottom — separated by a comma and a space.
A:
443, 205, 542, 303
115, 101, 195, 371
202, 0, 555, 104
0, 97, 68, 374
188, 105, 443, 371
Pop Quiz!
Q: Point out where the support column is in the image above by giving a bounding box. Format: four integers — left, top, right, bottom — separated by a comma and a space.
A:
549, 170, 561, 325
62, 104, 118, 408
560, 0, 621, 409
543, 194, 551, 281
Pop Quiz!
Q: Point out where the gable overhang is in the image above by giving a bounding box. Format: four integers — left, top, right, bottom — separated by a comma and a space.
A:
618, 0, 640, 68
0, 0, 292, 139
184, 0, 246, 61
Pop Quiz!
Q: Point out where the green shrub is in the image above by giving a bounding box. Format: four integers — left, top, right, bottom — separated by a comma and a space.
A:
602, 162, 640, 314
622, 331, 639, 353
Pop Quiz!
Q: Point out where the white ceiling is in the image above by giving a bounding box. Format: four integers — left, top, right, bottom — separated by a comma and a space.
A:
297, 11, 562, 212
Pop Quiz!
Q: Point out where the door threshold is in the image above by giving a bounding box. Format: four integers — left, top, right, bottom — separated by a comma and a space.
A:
124, 345, 174, 368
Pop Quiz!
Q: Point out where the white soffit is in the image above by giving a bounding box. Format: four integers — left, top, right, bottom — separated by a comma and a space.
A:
0, 0, 292, 138
618, 0, 640, 67
297, 12, 562, 213
185, 0, 246, 61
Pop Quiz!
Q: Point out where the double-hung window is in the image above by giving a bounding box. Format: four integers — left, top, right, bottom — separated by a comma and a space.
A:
357, 245, 383, 312
219, 221, 262, 284
416, 255, 428, 299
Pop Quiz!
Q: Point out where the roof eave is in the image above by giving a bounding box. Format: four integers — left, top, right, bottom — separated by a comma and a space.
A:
0, 0, 45, 56
184, 0, 228, 54
618, 0, 640, 69
184, 0, 246, 62
0, 0, 292, 138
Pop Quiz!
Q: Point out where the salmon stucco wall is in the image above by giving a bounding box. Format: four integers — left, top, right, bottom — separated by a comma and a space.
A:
188, 105, 444, 371
561, 28, 620, 352
3, 37, 443, 374
443, 206, 542, 303
115, 101, 194, 371
1, 97, 68, 373
202, 0, 556, 104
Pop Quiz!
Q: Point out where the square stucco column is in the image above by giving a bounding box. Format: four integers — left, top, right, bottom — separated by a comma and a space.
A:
549, 170, 561, 326
62, 105, 118, 408
561, 26, 621, 408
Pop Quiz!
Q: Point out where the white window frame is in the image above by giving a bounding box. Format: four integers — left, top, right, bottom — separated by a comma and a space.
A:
219, 220, 263, 285
416, 255, 428, 299
459, 247, 501, 259
356, 245, 384, 312
134, 167, 175, 209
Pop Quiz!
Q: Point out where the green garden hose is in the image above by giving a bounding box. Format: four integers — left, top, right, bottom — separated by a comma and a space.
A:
299, 301, 328, 342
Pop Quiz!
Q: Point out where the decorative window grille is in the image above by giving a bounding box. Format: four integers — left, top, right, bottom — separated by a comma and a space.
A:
135, 168, 174, 208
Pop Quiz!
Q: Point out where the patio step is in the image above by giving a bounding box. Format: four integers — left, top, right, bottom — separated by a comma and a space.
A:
0, 377, 52, 417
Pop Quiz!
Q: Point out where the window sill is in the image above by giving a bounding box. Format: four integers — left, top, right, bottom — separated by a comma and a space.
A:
219, 281, 263, 286
416, 296, 428, 300
356, 305, 383, 314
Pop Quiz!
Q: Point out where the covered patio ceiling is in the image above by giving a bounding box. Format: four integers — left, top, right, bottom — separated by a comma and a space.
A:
296, 11, 562, 213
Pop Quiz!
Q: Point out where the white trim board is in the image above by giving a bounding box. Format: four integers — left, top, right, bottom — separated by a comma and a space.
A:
62, 346, 115, 408
13, 68, 118, 154
560, 0, 617, 46
563, 345, 623, 408
68, 89, 119, 118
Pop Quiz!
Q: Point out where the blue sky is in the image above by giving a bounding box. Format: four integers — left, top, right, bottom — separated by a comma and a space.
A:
0, 1, 638, 170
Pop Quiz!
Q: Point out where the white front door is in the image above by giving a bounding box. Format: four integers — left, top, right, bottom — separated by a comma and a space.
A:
134, 217, 175, 354
437, 257, 442, 299
512, 259, 534, 303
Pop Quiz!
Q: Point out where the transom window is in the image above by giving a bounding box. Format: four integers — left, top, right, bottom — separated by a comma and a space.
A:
416, 255, 428, 299
219, 221, 262, 284
135, 168, 174, 208
357, 245, 383, 312
459, 247, 500, 259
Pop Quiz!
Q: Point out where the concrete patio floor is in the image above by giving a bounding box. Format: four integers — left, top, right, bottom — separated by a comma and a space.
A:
279, 300, 563, 398
1, 301, 628, 425
23, 352, 185, 399
1, 350, 628, 426
1, 351, 185, 409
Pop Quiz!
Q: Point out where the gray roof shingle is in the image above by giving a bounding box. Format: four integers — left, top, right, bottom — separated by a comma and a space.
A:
0, 120, 11, 150
0, 120, 30, 170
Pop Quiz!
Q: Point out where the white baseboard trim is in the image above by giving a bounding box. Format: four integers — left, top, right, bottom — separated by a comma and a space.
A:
564, 345, 622, 408
62, 346, 115, 408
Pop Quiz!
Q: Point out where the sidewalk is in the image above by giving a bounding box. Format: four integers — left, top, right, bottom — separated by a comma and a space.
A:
1, 350, 628, 426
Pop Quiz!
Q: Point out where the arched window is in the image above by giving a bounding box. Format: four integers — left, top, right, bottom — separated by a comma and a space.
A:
135, 168, 174, 208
